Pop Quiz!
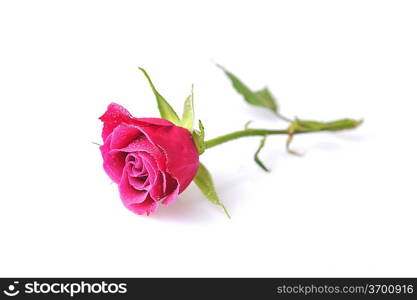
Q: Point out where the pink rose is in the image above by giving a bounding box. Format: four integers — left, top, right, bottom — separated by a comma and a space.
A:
99, 103, 199, 215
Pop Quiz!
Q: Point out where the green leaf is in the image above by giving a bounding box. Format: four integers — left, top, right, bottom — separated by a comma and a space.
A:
218, 65, 278, 113
193, 162, 230, 218
254, 88, 277, 110
254, 135, 270, 172
138, 67, 180, 125
192, 120, 206, 155
181, 85, 194, 131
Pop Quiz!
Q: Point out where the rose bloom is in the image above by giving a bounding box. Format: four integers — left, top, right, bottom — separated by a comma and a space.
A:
99, 103, 199, 215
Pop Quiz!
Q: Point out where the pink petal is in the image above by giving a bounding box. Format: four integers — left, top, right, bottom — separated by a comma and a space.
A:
99, 125, 146, 184
127, 195, 159, 215
99, 103, 132, 141
119, 167, 149, 206
125, 152, 158, 190
138, 125, 199, 193
162, 183, 179, 206
132, 117, 173, 127
100, 134, 126, 183
101, 150, 126, 183
119, 135, 166, 171
149, 171, 165, 200
110, 124, 142, 150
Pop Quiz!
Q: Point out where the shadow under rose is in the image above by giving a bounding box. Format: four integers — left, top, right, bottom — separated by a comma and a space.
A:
151, 167, 255, 223
151, 184, 222, 224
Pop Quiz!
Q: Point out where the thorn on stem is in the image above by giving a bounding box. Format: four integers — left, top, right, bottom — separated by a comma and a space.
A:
244, 120, 253, 130
254, 135, 270, 172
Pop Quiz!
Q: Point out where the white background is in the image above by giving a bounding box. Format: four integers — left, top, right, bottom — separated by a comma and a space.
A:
0, 0, 416, 277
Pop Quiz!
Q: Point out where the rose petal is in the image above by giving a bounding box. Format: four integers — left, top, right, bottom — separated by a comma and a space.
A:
119, 135, 166, 171
119, 167, 149, 205
100, 137, 126, 183
149, 171, 165, 200
124, 152, 159, 190
164, 172, 178, 194
99, 103, 132, 141
138, 125, 199, 192
102, 131, 163, 184
125, 153, 145, 177
127, 195, 158, 215
132, 117, 173, 127
162, 182, 179, 205
100, 125, 144, 184
127, 170, 148, 190
110, 124, 142, 150
138, 153, 157, 182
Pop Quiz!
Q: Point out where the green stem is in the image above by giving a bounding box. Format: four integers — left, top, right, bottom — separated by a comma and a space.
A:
205, 128, 296, 149
205, 118, 363, 149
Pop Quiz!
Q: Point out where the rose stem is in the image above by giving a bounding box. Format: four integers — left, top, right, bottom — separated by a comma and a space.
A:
204, 119, 362, 149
